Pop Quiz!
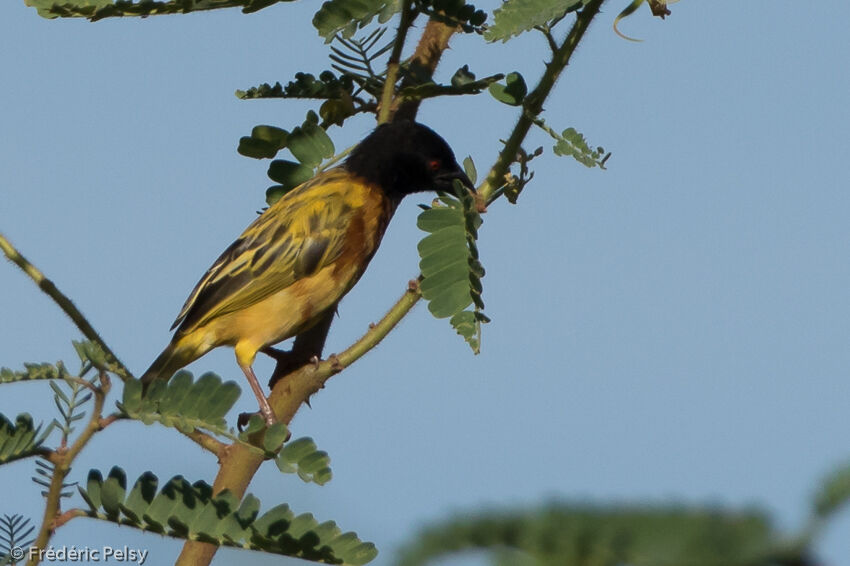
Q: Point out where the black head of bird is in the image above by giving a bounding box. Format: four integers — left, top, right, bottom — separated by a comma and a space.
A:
345, 121, 474, 198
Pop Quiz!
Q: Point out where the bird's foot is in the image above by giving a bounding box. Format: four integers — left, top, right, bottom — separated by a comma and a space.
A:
236, 406, 277, 431
236, 411, 256, 432
236, 411, 276, 430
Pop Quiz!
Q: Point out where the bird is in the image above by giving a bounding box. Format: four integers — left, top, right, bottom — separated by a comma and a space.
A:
140, 120, 473, 425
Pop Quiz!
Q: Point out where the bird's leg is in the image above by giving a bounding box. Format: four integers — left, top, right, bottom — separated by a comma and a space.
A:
265, 308, 336, 389
239, 364, 276, 427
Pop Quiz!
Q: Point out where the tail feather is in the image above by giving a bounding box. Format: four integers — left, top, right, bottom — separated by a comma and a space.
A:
140, 340, 194, 384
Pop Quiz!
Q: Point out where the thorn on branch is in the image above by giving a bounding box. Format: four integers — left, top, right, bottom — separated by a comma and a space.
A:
328, 354, 344, 373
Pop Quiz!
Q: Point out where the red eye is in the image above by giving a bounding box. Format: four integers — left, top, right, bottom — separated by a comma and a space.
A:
428, 159, 441, 171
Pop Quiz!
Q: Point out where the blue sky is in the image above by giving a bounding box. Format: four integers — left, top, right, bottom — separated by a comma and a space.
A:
2, 1, 849, 565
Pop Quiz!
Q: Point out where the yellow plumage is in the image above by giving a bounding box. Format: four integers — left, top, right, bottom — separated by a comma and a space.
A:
141, 168, 391, 389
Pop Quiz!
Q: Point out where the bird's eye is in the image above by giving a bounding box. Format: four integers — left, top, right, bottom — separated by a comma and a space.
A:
428, 159, 441, 171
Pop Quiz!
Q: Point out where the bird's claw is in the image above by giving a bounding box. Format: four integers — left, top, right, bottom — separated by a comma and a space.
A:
237, 408, 276, 431
237, 411, 256, 431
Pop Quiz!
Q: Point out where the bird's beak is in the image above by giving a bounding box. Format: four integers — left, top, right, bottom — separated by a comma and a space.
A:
436, 167, 475, 192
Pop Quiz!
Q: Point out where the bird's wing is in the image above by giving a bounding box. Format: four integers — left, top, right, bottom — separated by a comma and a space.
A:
171, 168, 365, 335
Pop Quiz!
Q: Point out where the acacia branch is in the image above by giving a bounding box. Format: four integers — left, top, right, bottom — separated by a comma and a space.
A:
175, 283, 422, 566
0, 232, 132, 381
268, 280, 422, 417
394, 18, 460, 120
478, 0, 606, 203
183, 428, 227, 457
378, 0, 415, 124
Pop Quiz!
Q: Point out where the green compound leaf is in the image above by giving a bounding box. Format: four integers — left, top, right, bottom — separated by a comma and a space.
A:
531, 117, 609, 169
417, 179, 488, 353
120, 371, 244, 440
0, 514, 35, 562
449, 311, 489, 354
462, 156, 478, 186
485, 0, 585, 42
262, 423, 290, 453
287, 118, 335, 166
261, 119, 334, 204
0, 361, 71, 384
50, 374, 95, 441
25, 0, 292, 20
123, 373, 332, 481
813, 462, 850, 520
266, 161, 316, 205
100, 466, 127, 520
236, 72, 355, 101
72, 339, 125, 375
396, 503, 809, 566
0, 414, 52, 465
79, 469, 374, 564
277, 438, 333, 485
320, 97, 359, 127
312, 0, 398, 42
487, 72, 527, 106
238, 113, 335, 203
238, 125, 289, 160
550, 126, 609, 169
238, 111, 335, 167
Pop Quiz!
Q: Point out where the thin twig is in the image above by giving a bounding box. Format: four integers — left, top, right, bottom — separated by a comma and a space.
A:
52, 508, 87, 529
97, 413, 123, 429
0, 232, 132, 381
61, 376, 100, 395
534, 24, 559, 53
28, 373, 110, 566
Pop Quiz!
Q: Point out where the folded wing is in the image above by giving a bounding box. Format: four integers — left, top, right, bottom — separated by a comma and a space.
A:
171, 169, 359, 336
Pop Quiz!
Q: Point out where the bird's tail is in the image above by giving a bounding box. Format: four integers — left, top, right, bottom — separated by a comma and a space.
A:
140, 339, 195, 385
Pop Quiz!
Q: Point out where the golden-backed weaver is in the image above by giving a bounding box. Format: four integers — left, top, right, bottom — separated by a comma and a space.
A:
141, 121, 472, 424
